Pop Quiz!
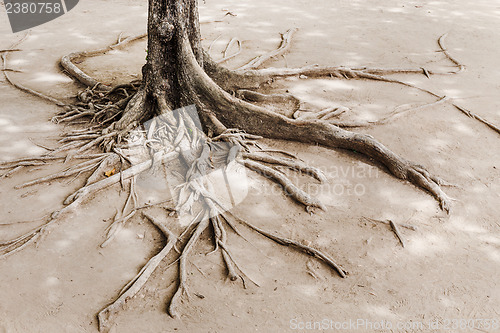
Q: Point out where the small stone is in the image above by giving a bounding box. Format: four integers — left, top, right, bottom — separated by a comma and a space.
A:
299, 75, 308, 79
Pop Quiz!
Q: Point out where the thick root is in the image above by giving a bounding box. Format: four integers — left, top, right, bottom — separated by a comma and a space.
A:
5, 23, 491, 331
205, 32, 498, 135
177, 32, 452, 212
242, 152, 327, 183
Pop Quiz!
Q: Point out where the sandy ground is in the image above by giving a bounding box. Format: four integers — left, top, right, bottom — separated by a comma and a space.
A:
1, 0, 499, 332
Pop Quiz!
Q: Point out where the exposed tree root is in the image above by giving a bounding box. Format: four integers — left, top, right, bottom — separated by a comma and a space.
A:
453, 104, 500, 134
60, 33, 147, 91
0, 151, 179, 259
228, 33, 499, 135
237, 33, 463, 77
98, 212, 177, 332
241, 158, 326, 211
101, 176, 139, 247
174, 31, 454, 211
301, 97, 449, 128
236, 89, 300, 106
437, 33, 465, 74
215, 37, 242, 64
167, 214, 209, 318
0, 166, 23, 178
389, 220, 406, 248
236, 28, 297, 71
362, 216, 418, 232
15, 155, 106, 188
226, 211, 348, 278
293, 106, 349, 121
362, 217, 413, 248
241, 152, 327, 183
3, 17, 497, 331
2, 32, 66, 106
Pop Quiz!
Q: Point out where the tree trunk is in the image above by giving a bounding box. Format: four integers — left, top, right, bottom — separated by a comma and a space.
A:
2, 1, 458, 329
110, 0, 204, 131
108, 0, 449, 211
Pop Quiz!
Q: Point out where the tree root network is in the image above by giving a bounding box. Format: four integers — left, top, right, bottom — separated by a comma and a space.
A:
1, 18, 498, 332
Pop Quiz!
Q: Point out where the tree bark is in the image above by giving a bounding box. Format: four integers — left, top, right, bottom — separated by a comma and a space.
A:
107, 0, 449, 211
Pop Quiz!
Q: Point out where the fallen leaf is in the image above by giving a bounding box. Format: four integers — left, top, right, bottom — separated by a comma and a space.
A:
104, 168, 116, 177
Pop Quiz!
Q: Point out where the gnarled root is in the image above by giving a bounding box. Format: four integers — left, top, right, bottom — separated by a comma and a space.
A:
205, 32, 498, 135
177, 32, 452, 212
1, 151, 179, 259
241, 158, 326, 212
4, 21, 486, 332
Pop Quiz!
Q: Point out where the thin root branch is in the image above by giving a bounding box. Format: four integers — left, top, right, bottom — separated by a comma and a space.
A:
389, 220, 406, 248
236, 28, 297, 71
61, 33, 147, 91
168, 214, 210, 318
2, 32, 66, 106
242, 152, 327, 183
240, 158, 326, 211
228, 212, 347, 278
97, 213, 177, 333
